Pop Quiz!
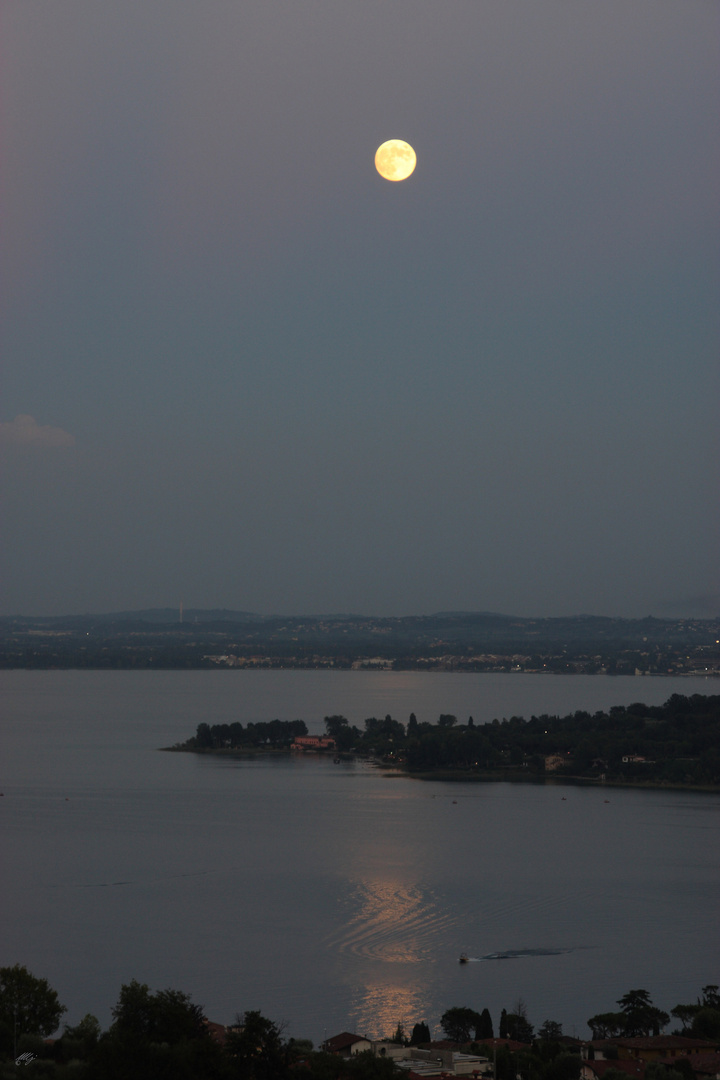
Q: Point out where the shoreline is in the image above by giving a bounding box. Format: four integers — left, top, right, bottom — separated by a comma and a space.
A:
161, 745, 720, 794
4, 664, 719, 674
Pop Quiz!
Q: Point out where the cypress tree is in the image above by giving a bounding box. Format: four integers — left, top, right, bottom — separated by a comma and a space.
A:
410, 1022, 430, 1045
476, 1008, 493, 1040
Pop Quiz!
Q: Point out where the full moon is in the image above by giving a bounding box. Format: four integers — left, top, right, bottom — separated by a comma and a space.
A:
375, 139, 417, 181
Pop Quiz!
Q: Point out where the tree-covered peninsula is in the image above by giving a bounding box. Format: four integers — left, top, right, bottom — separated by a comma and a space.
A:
173, 694, 720, 790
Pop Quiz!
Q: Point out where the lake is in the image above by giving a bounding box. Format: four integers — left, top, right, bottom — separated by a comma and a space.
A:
1, 670, 718, 1045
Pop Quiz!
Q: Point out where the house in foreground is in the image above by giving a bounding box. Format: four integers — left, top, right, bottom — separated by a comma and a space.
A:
582, 1059, 647, 1080
582, 1038, 718, 1064
322, 1032, 372, 1056
323, 1032, 489, 1075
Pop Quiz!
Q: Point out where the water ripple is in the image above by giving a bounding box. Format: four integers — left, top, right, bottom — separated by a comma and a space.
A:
325, 880, 456, 963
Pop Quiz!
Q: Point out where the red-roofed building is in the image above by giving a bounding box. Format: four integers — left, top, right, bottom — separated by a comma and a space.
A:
583, 1038, 719, 1066
202, 1019, 233, 1045
475, 1038, 532, 1052
614, 1039, 718, 1062
582, 1059, 647, 1080
323, 1032, 372, 1056
668, 1052, 720, 1078
292, 735, 336, 752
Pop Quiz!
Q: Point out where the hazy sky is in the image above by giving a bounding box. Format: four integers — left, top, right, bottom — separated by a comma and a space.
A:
1, 1, 718, 618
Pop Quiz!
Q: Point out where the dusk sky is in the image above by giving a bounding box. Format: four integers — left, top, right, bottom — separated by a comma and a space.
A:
1, 1, 718, 618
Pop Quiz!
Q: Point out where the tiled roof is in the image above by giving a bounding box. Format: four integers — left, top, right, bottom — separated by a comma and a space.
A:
202, 1019, 229, 1045
324, 1032, 368, 1053
616, 1038, 717, 1051
583, 1060, 646, 1078
659, 1053, 720, 1075
476, 1038, 532, 1051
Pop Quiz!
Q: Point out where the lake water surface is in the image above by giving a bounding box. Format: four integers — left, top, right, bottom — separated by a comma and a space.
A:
1, 670, 718, 1045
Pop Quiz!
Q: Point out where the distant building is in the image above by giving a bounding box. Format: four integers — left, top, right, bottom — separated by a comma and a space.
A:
545, 755, 566, 772
202, 1019, 236, 1045
351, 657, 394, 670
291, 735, 336, 752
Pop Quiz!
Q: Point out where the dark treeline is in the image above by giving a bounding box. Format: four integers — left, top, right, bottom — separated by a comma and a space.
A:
438, 986, 720, 1045
186, 719, 308, 750
2, 966, 717, 1080
442, 986, 720, 1080
322, 694, 720, 787
0, 967, 396, 1079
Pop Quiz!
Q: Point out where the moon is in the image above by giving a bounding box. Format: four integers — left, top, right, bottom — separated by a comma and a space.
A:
375, 139, 417, 181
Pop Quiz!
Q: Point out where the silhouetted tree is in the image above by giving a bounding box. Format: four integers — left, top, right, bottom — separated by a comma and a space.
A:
671, 986, 720, 1035
410, 1022, 430, 1045
196, 722, 213, 747
55, 1013, 102, 1062
691, 1008, 720, 1040
617, 990, 669, 1037
226, 1009, 288, 1079
545, 1053, 583, 1080
506, 1011, 534, 1043
94, 980, 220, 1080
0, 964, 66, 1044
110, 980, 205, 1044
476, 1008, 494, 1040
324, 715, 355, 751
587, 1012, 626, 1039
441, 1007, 481, 1042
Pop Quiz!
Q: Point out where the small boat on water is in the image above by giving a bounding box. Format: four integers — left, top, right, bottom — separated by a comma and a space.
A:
459, 953, 469, 964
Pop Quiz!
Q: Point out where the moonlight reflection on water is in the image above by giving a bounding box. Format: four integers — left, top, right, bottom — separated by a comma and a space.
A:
326, 879, 444, 1037
326, 879, 457, 963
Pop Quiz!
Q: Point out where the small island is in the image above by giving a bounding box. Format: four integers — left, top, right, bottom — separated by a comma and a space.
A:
167, 693, 720, 791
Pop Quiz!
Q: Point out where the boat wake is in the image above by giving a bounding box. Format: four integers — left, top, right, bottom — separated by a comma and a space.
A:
461, 946, 591, 962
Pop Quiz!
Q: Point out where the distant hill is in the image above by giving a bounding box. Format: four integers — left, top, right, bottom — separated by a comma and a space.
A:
104, 608, 267, 624
1, 608, 718, 672
1, 608, 267, 626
